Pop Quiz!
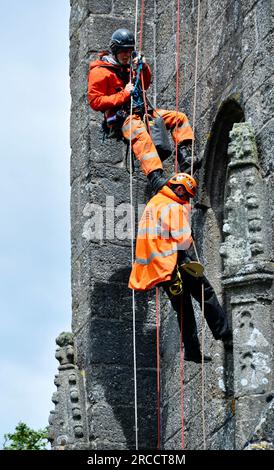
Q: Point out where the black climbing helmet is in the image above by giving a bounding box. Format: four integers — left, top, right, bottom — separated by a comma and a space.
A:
109, 28, 135, 55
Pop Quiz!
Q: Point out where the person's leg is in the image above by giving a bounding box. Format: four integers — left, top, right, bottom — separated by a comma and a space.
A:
152, 109, 194, 145
162, 283, 212, 362
152, 109, 202, 175
181, 271, 229, 340
122, 114, 166, 192
162, 283, 201, 356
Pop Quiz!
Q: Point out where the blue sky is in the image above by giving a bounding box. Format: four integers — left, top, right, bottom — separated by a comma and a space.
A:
0, 0, 71, 446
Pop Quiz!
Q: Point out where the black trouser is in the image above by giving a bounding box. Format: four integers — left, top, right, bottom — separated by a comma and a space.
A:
162, 270, 229, 355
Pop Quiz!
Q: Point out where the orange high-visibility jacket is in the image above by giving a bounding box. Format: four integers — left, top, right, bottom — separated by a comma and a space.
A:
88, 56, 152, 113
129, 186, 193, 291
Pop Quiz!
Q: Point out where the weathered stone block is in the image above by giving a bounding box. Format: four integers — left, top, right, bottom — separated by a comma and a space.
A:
70, 97, 90, 147
88, 402, 157, 449
82, 15, 135, 53
70, 0, 90, 39
244, 76, 274, 133
89, 317, 157, 368
70, 60, 90, 107
235, 395, 268, 449
242, 34, 274, 97
113, 0, 154, 21
86, 364, 156, 409
87, 0, 112, 15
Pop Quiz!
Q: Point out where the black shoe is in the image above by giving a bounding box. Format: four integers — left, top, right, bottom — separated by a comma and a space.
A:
184, 352, 212, 363
178, 145, 203, 174
147, 169, 166, 194
219, 330, 233, 350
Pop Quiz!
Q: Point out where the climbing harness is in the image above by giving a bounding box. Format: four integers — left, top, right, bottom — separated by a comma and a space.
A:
169, 266, 184, 297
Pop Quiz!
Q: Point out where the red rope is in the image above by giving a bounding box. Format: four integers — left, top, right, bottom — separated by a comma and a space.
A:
175, 0, 185, 450
139, 2, 161, 448
140, 72, 152, 138
139, 0, 145, 51
141, 72, 161, 450
156, 287, 161, 449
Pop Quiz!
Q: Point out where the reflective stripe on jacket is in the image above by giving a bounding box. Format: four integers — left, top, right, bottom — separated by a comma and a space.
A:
129, 186, 192, 291
87, 57, 152, 113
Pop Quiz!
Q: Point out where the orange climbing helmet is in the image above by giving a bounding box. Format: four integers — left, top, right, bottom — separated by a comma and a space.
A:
167, 173, 197, 198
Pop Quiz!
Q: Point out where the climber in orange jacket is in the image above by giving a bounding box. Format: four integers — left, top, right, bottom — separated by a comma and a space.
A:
88, 28, 199, 193
129, 173, 232, 362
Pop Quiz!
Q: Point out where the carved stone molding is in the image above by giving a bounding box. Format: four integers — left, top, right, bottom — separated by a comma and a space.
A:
220, 123, 274, 449
220, 122, 270, 276
48, 332, 89, 449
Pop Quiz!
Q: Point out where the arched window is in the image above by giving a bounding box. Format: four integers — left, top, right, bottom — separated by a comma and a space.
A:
196, 100, 245, 311
203, 100, 245, 230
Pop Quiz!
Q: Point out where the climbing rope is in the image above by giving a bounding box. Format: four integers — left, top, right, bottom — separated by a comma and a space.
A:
190, 0, 207, 451
130, 0, 205, 452
134, 0, 139, 44
174, 0, 186, 449
140, 69, 162, 450
191, 0, 201, 178
175, 0, 181, 174
180, 302, 185, 449
129, 93, 138, 452
201, 281, 206, 449
138, 0, 163, 446
174, 0, 206, 450
156, 287, 161, 449
129, 0, 140, 451
139, 0, 145, 52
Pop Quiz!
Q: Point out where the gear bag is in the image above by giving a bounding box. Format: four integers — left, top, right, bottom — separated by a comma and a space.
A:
147, 115, 172, 162
101, 109, 128, 141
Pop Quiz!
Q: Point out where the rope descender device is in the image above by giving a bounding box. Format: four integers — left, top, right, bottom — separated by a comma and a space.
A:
181, 261, 204, 278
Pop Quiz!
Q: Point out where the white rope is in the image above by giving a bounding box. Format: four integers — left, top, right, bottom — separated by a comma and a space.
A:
191, 0, 201, 177
201, 282, 206, 449
189, 0, 206, 450
130, 1, 139, 451
129, 111, 138, 451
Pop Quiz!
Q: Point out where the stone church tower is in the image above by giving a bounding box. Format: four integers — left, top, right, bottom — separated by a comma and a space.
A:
48, 0, 274, 449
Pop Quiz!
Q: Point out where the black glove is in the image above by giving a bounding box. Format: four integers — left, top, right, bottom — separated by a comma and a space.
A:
179, 250, 193, 265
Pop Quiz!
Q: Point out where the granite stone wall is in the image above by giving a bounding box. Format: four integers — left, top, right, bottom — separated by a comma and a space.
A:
49, 0, 273, 450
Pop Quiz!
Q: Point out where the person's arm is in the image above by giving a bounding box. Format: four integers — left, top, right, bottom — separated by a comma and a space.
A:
168, 203, 193, 250
88, 68, 132, 112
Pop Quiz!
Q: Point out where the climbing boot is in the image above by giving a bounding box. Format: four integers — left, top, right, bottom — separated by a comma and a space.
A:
178, 145, 203, 174
219, 330, 233, 350
147, 169, 167, 194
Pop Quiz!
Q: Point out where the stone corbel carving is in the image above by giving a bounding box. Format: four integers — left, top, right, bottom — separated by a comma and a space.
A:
220, 122, 270, 276
48, 332, 89, 449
